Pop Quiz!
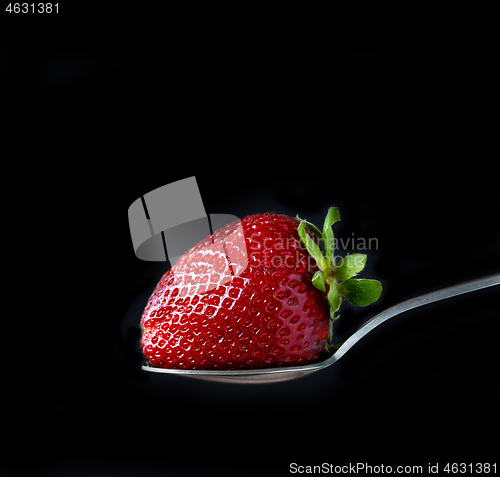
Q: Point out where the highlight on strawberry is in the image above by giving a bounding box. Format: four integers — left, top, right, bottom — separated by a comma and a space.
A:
141, 208, 382, 370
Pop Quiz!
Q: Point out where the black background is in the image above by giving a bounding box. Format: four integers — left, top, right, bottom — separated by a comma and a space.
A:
1, 8, 499, 477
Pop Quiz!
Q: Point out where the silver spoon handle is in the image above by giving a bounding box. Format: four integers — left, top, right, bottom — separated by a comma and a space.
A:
333, 273, 500, 362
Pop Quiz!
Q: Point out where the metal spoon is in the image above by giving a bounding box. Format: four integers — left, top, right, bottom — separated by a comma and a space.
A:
142, 273, 500, 384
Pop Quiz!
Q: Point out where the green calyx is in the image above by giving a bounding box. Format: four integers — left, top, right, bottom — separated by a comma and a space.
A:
297, 207, 382, 353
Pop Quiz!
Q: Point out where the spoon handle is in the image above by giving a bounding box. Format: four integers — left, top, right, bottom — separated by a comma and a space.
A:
334, 273, 500, 361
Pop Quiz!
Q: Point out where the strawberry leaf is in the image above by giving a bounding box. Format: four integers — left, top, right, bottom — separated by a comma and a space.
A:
323, 207, 341, 230
298, 221, 326, 271
337, 279, 382, 306
322, 207, 340, 268
296, 215, 322, 239
334, 253, 367, 280
312, 270, 326, 292
327, 283, 341, 316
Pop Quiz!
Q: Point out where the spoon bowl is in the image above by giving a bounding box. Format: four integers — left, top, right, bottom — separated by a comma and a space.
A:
142, 274, 500, 384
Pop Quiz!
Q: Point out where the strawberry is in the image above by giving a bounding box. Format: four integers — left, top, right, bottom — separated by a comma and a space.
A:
141, 208, 382, 370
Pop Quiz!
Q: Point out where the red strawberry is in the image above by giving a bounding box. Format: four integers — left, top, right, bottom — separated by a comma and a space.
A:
141, 208, 382, 370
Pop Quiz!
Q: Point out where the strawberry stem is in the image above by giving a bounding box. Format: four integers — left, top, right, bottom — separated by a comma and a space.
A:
297, 207, 383, 353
